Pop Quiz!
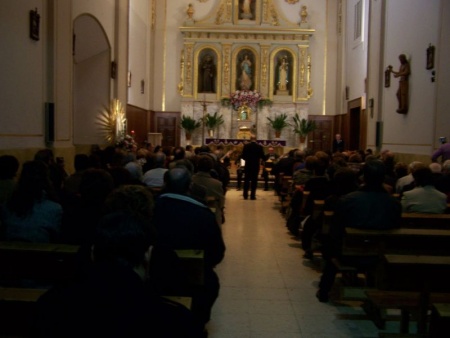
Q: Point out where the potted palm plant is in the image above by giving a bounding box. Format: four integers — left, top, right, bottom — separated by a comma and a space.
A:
203, 112, 224, 138
292, 113, 316, 145
180, 115, 201, 142
267, 113, 290, 139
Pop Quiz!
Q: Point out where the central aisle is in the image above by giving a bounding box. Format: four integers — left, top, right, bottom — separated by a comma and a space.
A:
205, 189, 384, 338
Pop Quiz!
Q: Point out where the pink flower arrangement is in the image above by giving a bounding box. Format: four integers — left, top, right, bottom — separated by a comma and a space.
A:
229, 90, 262, 110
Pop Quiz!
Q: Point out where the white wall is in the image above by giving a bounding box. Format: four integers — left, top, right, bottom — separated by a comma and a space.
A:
381, 0, 441, 156
434, 1, 450, 149
128, 0, 151, 109
0, 0, 47, 149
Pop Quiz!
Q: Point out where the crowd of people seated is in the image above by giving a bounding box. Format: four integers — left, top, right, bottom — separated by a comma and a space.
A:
0, 142, 231, 336
2, 139, 450, 326
270, 145, 450, 303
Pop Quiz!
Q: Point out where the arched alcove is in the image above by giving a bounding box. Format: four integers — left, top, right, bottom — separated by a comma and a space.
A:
73, 14, 110, 145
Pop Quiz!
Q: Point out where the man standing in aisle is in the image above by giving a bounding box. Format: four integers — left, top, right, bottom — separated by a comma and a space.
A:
242, 135, 265, 200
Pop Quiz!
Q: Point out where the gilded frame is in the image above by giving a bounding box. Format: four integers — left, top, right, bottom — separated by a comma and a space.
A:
194, 46, 222, 100
232, 47, 260, 92
269, 48, 296, 101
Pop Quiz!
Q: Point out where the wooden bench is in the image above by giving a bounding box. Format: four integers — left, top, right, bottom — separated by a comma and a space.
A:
174, 249, 205, 287
366, 254, 450, 335
0, 287, 46, 337
400, 212, 450, 230
0, 241, 80, 286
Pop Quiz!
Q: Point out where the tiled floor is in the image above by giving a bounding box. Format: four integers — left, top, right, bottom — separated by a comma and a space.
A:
206, 189, 401, 338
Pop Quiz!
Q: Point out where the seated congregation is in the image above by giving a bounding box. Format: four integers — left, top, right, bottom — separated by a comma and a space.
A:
272, 146, 450, 334
1, 140, 450, 336
0, 143, 230, 337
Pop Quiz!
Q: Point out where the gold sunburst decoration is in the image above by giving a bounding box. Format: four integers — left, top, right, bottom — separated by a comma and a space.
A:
97, 98, 127, 144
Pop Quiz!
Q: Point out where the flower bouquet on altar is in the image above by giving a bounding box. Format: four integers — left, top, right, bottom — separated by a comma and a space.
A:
222, 90, 271, 110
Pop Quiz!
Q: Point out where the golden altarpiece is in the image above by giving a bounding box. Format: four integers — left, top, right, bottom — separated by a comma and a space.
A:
178, 1, 315, 147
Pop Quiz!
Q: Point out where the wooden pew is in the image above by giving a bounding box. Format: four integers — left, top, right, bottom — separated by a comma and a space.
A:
174, 249, 205, 287
400, 212, 450, 230
371, 254, 450, 335
0, 241, 79, 286
0, 287, 46, 337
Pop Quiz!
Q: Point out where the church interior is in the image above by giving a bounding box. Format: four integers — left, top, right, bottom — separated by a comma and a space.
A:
1, 1, 450, 337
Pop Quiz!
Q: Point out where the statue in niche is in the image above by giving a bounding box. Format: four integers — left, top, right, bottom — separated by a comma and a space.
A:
239, 0, 255, 20
238, 54, 253, 90
277, 56, 289, 91
199, 54, 216, 93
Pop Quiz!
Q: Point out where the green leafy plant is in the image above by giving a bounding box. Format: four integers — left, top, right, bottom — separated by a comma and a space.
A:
267, 113, 290, 132
292, 113, 316, 137
203, 112, 224, 129
180, 115, 201, 134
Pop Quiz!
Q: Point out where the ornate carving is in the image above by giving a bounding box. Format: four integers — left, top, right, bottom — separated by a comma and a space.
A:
223, 45, 231, 86
300, 49, 306, 87
307, 55, 313, 97
285, 0, 299, 3
186, 46, 193, 85
269, 4, 279, 26
226, 0, 232, 22
300, 6, 308, 23
261, 47, 269, 87
215, 4, 225, 24
178, 50, 185, 94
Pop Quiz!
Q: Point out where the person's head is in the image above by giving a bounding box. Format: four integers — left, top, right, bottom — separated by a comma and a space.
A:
394, 162, 408, 179
442, 160, 450, 174
304, 155, 318, 171
172, 147, 185, 161
409, 161, 424, 174
164, 167, 192, 194
79, 168, 115, 206
34, 148, 55, 165
335, 134, 341, 141
333, 167, 359, 196
103, 185, 154, 221
0, 155, 19, 180
154, 152, 166, 168
399, 54, 407, 64
74, 154, 90, 172
185, 145, 193, 152
429, 162, 442, 174
250, 135, 257, 142
412, 166, 433, 187
362, 159, 386, 188
8, 160, 56, 216
268, 147, 274, 154
92, 211, 155, 280
196, 155, 214, 173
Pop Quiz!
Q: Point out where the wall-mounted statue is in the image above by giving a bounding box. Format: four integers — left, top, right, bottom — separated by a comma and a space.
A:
388, 54, 410, 114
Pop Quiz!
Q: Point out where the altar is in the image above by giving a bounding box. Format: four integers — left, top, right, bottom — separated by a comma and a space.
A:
178, 2, 315, 148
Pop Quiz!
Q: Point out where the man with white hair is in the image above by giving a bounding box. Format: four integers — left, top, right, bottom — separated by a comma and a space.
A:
395, 161, 423, 194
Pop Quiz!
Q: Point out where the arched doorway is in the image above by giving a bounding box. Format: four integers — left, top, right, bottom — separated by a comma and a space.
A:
73, 15, 110, 145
